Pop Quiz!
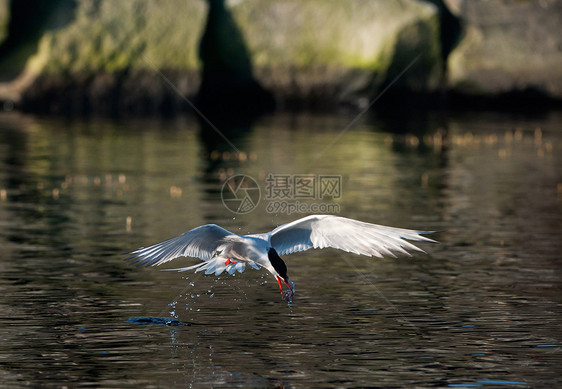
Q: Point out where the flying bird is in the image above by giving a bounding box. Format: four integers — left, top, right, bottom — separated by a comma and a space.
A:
127, 215, 436, 301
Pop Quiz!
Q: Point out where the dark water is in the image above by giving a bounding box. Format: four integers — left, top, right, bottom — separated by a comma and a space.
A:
0, 111, 560, 387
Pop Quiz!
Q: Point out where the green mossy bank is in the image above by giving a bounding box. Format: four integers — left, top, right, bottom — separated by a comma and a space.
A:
0, 0, 441, 113
0, 0, 560, 113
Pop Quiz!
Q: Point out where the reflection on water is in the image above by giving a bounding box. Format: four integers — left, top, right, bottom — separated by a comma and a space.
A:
0, 111, 560, 387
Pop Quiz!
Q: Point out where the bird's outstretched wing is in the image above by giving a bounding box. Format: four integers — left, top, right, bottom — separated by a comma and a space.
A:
127, 224, 236, 267
269, 215, 436, 257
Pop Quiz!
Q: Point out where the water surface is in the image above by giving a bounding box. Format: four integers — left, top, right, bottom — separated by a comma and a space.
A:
0, 111, 560, 387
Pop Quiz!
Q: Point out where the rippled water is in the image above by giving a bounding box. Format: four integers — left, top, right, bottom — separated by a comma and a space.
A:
0, 111, 560, 387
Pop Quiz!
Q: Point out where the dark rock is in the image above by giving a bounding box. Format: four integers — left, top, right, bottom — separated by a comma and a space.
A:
233, 0, 442, 109
446, 0, 562, 106
1, 0, 442, 113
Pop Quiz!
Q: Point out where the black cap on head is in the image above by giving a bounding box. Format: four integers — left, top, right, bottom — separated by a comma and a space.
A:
268, 248, 288, 281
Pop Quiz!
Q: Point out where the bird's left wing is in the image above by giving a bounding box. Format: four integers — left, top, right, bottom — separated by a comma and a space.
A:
127, 224, 236, 267
269, 215, 436, 257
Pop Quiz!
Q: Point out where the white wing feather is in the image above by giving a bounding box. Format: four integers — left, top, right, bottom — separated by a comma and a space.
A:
269, 215, 436, 257
128, 215, 436, 279
127, 224, 236, 267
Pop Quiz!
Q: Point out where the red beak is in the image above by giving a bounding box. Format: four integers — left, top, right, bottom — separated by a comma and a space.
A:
276, 275, 294, 296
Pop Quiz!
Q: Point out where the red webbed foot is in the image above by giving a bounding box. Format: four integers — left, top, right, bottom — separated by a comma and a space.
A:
224, 258, 238, 265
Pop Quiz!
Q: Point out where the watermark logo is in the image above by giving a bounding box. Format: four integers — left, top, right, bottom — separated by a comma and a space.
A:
221, 174, 261, 214
221, 173, 342, 215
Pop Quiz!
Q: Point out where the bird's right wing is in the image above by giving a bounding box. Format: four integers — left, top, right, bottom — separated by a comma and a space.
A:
269, 215, 436, 257
127, 224, 236, 267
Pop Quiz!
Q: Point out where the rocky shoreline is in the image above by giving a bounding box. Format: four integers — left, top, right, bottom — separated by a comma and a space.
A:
0, 0, 561, 114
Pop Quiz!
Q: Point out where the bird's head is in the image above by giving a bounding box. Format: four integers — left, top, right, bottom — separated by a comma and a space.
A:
268, 248, 294, 299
